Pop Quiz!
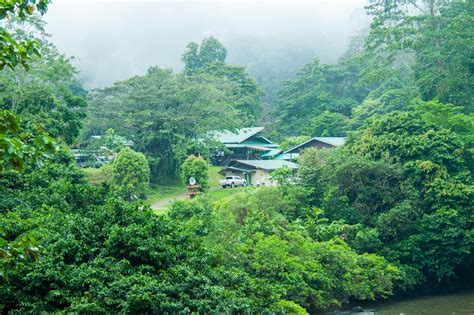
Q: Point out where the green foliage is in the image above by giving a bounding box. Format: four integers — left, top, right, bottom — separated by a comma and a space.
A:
0, 31, 87, 145
365, 0, 473, 111
348, 111, 467, 172
270, 0, 472, 139
413, 99, 474, 153
299, 148, 406, 224
0, 1, 80, 170
182, 36, 227, 74
270, 165, 294, 186
180, 155, 209, 191
209, 188, 400, 310
82, 164, 113, 185
307, 110, 349, 136
208, 165, 224, 187
112, 147, 150, 200
103, 128, 129, 153
0, 0, 50, 70
1, 178, 243, 312
2, 161, 398, 313
273, 58, 369, 136
1, 0, 473, 312
0, 109, 58, 170
351, 85, 416, 127
271, 300, 308, 314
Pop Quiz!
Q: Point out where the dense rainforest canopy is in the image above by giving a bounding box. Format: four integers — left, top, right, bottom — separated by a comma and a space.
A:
0, 0, 472, 313
272, 0, 473, 139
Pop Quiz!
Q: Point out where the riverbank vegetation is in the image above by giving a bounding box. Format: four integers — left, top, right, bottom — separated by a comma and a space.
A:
1, 0, 472, 313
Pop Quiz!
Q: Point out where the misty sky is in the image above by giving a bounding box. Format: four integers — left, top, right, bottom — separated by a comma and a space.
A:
44, 0, 369, 88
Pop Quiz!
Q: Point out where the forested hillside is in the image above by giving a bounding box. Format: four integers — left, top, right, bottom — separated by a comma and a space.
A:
271, 0, 472, 139
1, 0, 472, 313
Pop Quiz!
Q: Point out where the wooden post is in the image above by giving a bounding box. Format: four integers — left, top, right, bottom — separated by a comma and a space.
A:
186, 184, 201, 199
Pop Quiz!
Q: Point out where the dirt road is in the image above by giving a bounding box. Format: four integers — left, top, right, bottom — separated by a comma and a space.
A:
150, 192, 189, 210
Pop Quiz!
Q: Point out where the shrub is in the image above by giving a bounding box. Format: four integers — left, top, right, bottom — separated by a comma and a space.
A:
112, 148, 150, 200
180, 155, 209, 191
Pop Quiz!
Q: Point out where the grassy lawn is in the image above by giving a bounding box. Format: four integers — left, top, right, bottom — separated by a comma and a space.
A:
204, 187, 247, 204
82, 166, 186, 206
150, 186, 249, 215
83, 164, 231, 208
82, 166, 112, 185
146, 184, 186, 205
208, 166, 224, 188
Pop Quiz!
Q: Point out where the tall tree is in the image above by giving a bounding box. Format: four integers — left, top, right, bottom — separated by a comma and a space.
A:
365, 0, 473, 111
0, 15, 87, 146
182, 36, 227, 74
0, 0, 63, 170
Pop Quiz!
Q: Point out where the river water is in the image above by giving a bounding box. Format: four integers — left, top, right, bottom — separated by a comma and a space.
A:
324, 291, 474, 315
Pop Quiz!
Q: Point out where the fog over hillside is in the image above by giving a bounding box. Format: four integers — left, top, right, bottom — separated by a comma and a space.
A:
44, 0, 369, 89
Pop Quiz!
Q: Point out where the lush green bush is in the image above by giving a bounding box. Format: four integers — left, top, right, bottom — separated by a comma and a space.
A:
180, 155, 209, 191
112, 147, 150, 200
297, 110, 473, 288
1, 161, 247, 313
207, 188, 400, 310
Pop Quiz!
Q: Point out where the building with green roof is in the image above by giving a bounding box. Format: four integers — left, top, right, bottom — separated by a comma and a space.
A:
209, 127, 278, 165
273, 137, 346, 161
221, 159, 298, 186
210, 128, 345, 185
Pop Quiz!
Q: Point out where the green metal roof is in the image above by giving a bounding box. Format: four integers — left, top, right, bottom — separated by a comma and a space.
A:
222, 166, 254, 173
273, 153, 300, 160
226, 142, 278, 149
210, 127, 264, 144
240, 141, 277, 147
314, 137, 346, 146
235, 160, 298, 170
285, 137, 346, 153
261, 149, 283, 158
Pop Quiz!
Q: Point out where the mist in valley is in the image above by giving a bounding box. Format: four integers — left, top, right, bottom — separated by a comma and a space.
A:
44, 0, 369, 89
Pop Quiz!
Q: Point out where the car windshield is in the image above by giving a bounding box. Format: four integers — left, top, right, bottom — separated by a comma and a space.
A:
225, 177, 233, 180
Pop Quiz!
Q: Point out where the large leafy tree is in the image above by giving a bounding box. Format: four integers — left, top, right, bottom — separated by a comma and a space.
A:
0, 2, 86, 169
298, 113, 472, 287
0, 46, 87, 145
0, 1, 55, 169
348, 111, 473, 283
182, 36, 227, 74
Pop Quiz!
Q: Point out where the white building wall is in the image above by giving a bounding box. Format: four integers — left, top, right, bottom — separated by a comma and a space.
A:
251, 170, 277, 186
224, 169, 278, 186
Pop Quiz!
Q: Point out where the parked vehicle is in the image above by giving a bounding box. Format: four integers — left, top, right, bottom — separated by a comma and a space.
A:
220, 176, 247, 188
